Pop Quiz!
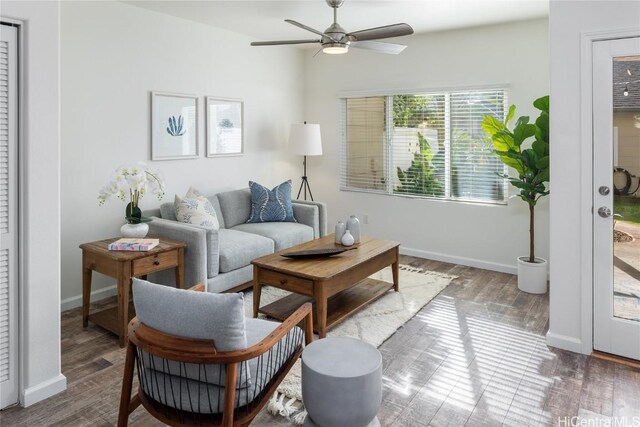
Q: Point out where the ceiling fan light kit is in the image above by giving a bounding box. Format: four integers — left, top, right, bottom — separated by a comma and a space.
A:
250, 0, 414, 55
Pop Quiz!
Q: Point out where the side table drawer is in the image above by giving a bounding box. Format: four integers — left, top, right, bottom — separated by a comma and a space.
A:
258, 269, 313, 296
133, 250, 179, 276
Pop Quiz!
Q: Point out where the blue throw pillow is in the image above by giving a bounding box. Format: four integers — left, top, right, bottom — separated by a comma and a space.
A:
247, 180, 297, 223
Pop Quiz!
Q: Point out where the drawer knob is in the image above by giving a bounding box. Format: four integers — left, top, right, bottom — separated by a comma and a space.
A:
280, 279, 287, 285
153, 260, 160, 266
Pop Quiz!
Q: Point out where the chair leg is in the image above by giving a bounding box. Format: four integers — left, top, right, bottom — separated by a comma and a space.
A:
222, 362, 239, 427
118, 343, 137, 427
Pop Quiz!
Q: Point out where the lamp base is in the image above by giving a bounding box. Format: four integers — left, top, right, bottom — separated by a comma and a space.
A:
297, 176, 314, 201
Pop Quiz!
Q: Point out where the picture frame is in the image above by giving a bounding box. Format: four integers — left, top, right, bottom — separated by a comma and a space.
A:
206, 97, 244, 157
151, 91, 199, 160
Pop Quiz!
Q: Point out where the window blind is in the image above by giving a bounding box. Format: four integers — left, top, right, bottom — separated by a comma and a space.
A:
340, 89, 508, 204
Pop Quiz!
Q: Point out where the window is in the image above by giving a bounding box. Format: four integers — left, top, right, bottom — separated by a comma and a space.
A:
340, 89, 507, 204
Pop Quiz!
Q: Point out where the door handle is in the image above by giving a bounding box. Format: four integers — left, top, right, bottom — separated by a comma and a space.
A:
598, 206, 612, 218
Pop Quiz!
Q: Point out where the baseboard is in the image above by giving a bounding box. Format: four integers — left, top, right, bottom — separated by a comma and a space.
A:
399, 246, 517, 274
60, 285, 117, 312
20, 374, 67, 407
546, 331, 586, 354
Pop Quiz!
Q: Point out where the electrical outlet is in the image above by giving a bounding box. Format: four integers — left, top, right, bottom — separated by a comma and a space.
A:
363, 213, 369, 224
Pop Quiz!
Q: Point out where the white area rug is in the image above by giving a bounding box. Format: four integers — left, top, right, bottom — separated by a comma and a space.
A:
242, 264, 457, 424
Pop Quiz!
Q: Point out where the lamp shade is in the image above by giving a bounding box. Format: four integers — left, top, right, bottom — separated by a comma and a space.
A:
289, 123, 322, 156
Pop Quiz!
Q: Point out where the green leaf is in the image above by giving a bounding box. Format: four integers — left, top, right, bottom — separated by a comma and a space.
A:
535, 168, 550, 183
533, 95, 549, 113
515, 116, 530, 128
532, 140, 547, 157
505, 105, 516, 125
513, 123, 536, 146
536, 156, 549, 170
481, 115, 505, 136
496, 154, 525, 174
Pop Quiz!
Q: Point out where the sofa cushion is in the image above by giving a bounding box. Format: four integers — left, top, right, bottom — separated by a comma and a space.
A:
217, 188, 252, 228
232, 222, 314, 251
161, 193, 225, 228
175, 187, 220, 230
218, 229, 274, 273
246, 180, 296, 223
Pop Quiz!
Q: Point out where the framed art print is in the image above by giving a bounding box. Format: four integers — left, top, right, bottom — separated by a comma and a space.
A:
206, 97, 243, 157
151, 92, 199, 160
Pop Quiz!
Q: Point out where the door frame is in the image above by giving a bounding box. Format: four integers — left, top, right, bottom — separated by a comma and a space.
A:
579, 28, 640, 355
0, 16, 24, 408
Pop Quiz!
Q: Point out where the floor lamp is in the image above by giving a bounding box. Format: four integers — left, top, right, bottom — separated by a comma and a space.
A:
289, 122, 322, 201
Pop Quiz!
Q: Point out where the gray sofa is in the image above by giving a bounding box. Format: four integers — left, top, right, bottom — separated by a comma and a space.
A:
143, 188, 327, 293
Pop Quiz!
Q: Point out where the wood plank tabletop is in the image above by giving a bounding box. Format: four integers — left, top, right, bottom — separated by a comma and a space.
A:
251, 235, 399, 280
79, 236, 185, 261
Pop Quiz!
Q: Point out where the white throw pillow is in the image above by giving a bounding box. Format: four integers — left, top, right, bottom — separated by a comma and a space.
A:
175, 187, 220, 230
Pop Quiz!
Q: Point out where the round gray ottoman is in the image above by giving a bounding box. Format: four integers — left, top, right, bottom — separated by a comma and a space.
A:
301, 337, 382, 427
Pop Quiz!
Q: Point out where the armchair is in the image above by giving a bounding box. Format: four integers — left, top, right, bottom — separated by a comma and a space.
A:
117, 281, 313, 427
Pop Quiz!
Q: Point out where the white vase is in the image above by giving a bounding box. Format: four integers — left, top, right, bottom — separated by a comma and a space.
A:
120, 222, 149, 238
341, 229, 355, 247
346, 215, 360, 244
517, 256, 548, 294
335, 221, 346, 244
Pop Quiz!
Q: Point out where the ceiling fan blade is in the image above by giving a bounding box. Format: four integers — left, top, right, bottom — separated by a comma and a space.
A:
347, 23, 414, 42
350, 40, 407, 55
285, 20, 327, 38
251, 39, 321, 46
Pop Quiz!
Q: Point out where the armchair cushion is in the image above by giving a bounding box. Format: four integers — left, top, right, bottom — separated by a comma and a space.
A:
132, 278, 247, 352
218, 229, 274, 273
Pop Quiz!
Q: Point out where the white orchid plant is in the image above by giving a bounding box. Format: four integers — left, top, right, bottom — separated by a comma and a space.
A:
98, 163, 165, 224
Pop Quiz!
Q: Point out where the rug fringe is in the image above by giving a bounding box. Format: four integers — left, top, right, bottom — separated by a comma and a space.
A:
267, 392, 303, 419
267, 392, 285, 415
292, 409, 307, 425
399, 264, 458, 280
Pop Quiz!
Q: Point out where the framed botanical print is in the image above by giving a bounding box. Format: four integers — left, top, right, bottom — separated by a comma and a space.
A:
151, 92, 199, 160
206, 97, 243, 157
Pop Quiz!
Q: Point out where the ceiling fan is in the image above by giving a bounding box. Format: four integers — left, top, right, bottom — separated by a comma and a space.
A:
250, 0, 414, 55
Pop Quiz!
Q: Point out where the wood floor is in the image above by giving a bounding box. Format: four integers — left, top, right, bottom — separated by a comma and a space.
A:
2, 256, 640, 426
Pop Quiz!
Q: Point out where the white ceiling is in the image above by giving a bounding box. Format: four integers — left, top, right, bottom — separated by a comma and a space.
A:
123, 0, 549, 44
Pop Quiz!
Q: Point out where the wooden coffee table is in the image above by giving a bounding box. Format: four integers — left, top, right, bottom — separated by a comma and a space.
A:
251, 235, 400, 338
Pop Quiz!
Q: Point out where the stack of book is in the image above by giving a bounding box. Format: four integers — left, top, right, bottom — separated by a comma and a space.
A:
108, 238, 160, 251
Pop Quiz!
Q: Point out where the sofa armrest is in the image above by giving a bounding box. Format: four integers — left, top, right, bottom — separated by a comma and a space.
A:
147, 217, 218, 288
292, 200, 328, 237
292, 203, 319, 238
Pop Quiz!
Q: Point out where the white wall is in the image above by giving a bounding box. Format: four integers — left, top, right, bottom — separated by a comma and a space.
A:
304, 18, 549, 273
60, 1, 305, 305
548, 0, 640, 354
1, 1, 66, 406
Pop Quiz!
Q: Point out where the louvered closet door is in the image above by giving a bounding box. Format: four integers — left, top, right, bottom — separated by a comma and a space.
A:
0, 23, 18, 409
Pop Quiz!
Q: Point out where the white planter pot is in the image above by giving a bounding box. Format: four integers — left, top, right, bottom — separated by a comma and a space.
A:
120, 222, 149, 238
517, 256, 548, 294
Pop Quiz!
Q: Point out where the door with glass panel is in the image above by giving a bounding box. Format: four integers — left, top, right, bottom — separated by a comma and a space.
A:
593, 37, 640, 360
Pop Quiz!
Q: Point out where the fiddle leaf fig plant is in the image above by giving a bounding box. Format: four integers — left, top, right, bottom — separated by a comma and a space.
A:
481, 95, 550, 264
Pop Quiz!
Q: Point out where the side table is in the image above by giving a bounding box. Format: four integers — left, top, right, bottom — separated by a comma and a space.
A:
79, 237, 185, 347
